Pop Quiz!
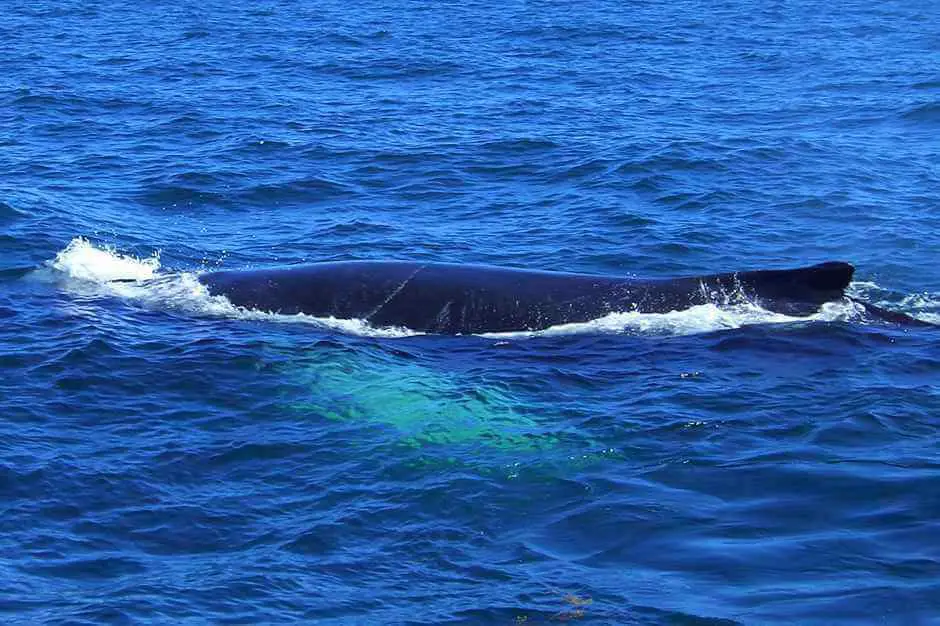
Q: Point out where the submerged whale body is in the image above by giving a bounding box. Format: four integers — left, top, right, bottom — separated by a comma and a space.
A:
198, 260, 858, 334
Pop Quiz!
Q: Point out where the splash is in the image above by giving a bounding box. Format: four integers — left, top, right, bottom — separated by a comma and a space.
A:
51, 237, 160, 282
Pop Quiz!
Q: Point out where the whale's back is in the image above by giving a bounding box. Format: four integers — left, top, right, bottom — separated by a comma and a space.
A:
199, 260, 855, 333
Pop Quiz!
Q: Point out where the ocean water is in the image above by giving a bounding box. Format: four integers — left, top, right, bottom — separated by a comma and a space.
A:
2, 1, 939, 623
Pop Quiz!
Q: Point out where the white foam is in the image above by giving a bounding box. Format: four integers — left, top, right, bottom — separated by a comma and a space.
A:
51, 237, 160, 282
894, 292, 940, 325
846, 281, 882, 300
845, 280, 940, 325
897, 291, 940, 310
483, 299, 864, 339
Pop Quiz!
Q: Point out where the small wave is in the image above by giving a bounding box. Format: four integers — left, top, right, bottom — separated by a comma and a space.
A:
900, 102, 940, 123
242, 176, 355, 204
912, 79, 940, 90
0, 201, 28, 224
181, 29, 210, 40
136, 184, 231, 209
316, 58, 462, 80
479, 138, 560, 153
322, 220, 396, 236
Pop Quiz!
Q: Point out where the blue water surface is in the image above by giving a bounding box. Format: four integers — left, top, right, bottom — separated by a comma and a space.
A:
2, 1, 939, 623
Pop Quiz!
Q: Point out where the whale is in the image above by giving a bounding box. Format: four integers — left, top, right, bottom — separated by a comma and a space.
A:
197, 260, 879, 334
